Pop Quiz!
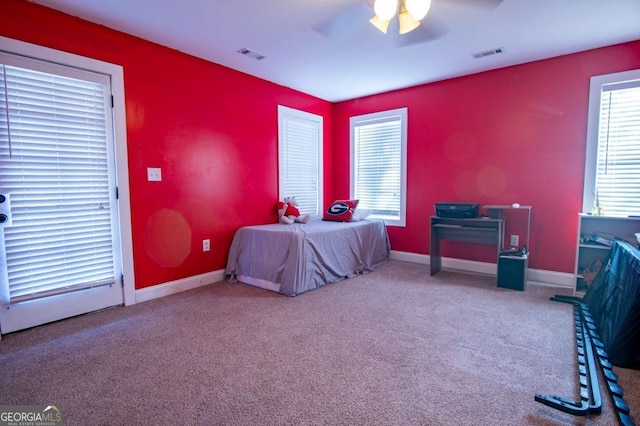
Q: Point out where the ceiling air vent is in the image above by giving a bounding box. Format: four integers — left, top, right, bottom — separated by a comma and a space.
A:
472, 47, 504, 59
237, 48, 266, 61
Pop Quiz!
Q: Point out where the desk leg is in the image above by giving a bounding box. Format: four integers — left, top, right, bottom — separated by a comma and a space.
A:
430, 228, 441, 276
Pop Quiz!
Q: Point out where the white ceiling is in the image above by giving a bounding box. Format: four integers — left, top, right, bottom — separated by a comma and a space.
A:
32, 0, 640, 102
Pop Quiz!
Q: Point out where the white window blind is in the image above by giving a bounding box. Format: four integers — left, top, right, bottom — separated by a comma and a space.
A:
594, 81, 640, 217
278, 106, 322, 216
0, 62, 116, 303
351, 108, 407, 226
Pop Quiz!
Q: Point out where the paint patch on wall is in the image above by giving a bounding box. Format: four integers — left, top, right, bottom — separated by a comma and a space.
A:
477, 166, 508, 198
144, 208, 192, 267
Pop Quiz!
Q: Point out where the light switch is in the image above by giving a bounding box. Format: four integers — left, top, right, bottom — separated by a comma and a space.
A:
147, 167, 162, 182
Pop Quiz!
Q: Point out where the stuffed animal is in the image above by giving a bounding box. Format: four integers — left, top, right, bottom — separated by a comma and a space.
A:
277, 196, 311, 224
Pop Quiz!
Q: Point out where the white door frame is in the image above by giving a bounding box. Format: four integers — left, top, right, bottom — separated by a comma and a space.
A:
0, 37, 136, 332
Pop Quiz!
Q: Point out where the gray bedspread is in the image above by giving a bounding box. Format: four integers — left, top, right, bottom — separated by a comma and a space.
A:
225, 218, 390, 296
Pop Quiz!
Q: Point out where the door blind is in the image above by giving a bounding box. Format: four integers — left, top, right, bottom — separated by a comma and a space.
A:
595, 81, 640, 217
353, 118, 402, 219
0, 63, 116, 303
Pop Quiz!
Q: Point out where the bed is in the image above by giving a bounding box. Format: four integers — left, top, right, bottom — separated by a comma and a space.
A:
225, 218, 390, 296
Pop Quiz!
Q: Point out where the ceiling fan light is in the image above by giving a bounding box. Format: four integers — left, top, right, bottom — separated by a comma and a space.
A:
373, 0, 398, 21
405, 0, 431, 21
369, 15, 391, 34
398, 11, 420, 34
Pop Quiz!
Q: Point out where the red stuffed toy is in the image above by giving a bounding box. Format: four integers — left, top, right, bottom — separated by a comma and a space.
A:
277, 196, 310, 224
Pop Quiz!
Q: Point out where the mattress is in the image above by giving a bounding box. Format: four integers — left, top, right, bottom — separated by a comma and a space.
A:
225, 218, 390, 296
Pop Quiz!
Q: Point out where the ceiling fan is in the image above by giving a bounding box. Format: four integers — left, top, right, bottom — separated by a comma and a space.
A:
370, 0, 434, 35
315, 0, 503, 47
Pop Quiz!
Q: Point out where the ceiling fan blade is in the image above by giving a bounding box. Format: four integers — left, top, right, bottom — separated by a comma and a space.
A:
314, 0, 500, 48
438, 0, 503, 11
314, 2, 373, 41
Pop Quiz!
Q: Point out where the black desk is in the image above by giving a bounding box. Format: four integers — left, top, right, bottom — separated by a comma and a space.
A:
430, 216, 504, 276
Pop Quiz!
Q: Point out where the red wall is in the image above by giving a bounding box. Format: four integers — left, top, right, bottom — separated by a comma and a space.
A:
332, 40, 640, 273
0, 0, 333, 289
2, 0, 639, 284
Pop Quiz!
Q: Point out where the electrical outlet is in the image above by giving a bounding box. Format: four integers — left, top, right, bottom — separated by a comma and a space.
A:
147, 167, 162, 181
202, 239, 210, 252
510, 234, 519, 247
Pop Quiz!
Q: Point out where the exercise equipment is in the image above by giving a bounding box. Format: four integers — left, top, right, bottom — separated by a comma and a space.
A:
535, 295, 635, 425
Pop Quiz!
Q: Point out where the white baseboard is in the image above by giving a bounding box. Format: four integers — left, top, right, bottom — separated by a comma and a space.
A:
389, 250, 574, 289
133, 252, 575, 305
134, 269, 225, 304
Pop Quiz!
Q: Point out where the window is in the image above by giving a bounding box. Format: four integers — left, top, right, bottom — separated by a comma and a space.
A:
350, 107, 407, 226
278, 105, 323, 216
583, 69, 640, 217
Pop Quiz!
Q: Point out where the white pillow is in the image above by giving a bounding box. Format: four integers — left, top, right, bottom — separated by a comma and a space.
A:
351, 208, 371, 222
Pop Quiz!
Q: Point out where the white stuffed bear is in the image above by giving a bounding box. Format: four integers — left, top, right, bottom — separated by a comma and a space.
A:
276, 196, 311, 224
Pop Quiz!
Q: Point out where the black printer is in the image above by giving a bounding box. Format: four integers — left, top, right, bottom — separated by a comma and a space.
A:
434, 202, 479, 218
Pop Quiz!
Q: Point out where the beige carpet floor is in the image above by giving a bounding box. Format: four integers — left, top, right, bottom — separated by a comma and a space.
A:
0, 260, 638, 425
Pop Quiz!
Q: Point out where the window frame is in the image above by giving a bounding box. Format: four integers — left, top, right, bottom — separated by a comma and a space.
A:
583, 69, 640, 216
277, 105, 323, 217
350, 107, 408, 227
